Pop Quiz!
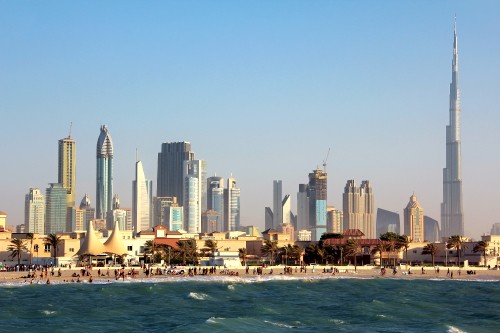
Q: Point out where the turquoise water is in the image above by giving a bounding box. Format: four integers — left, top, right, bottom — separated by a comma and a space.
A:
0, 276, 498, 332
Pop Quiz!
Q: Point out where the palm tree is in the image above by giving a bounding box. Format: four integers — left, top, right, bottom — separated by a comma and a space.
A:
305, 243, 325, 265
144, 240, 157, 264
447, 235, 466, 267
176, 239, 198, 265
380, 232, 400, 267
422, 243, 438, 267
26, 233, 35, 266
473, 240, 489, 267
371, 242, 387, 267
44, 234, 62, 266
204, 240, 218, 255
261, 240, 279, 265
238, 248, 248, 266
343, 239, 360, 271
8, 238, 28, 266
291, 245, 304, 265
398, 235, 411, 269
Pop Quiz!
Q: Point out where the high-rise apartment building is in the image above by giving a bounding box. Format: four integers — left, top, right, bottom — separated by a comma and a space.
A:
376, 208, 400, 237
96, 125, 114, 219
133, 160, 152, 233
296, 184, 309, 231
183, 160, 206, 233
153, 196, 177, 226
207, 176, 224, 225
327, 206, 343, 234
308, 169, 327, 241
343, 180, 375, 239
273, 180, 283, 228
25, 188, 45, 234
79, 193, 95, 231
224, 176, 240, 231
424, 216, 440, 242
166, 206, 183, 231
58, 135, 76, 208
404, 194, 424, 242
45, 183, 68, 234
202, 210, 222, 233
264, 207, 273, 230
282, 195, 291, 226
157, 142, 194, 206
441, 19, 465, 238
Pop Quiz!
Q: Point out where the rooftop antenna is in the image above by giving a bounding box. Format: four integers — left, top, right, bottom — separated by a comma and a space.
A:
136, 148, 139, 162
68, 122, 72, 138
322, 147, 331, 172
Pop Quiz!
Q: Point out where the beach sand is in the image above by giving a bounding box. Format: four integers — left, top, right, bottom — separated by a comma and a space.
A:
1, 265, 499, 284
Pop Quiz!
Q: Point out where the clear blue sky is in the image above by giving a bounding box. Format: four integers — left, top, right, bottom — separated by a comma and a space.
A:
1, 1, 499, 239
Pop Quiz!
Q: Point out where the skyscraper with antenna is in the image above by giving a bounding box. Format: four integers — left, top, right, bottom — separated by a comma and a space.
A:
96, 125, 114, 219
441, 18, 464, 238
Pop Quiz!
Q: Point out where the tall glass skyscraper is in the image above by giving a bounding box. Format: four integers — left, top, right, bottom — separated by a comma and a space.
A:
207, 176, 224, 223
183, 160, 206, 233
441, 18, 464, 238
308, 169, 327, 241
224, 176, 240, 231
96, 125, 114, 219
25, 188, 45, 234
157, 142, 194, 206
343, 180, 375, 239
133, 160, 152, 233
45, 183, 67, 234
58, 135, 76, 208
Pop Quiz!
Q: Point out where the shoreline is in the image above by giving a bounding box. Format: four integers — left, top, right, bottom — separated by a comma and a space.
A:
1, 265, 499, 286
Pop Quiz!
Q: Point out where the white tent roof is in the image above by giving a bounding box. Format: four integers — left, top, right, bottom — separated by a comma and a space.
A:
76, 220, 106, 256
103, 221, 128, 256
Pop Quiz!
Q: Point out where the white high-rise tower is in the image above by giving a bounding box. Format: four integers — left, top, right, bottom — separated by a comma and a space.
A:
133, 160, 152, 233
441, 18, 464, 238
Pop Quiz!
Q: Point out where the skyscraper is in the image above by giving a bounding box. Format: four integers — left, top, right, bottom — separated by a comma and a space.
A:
441, 18, 464, 238
376, 208, 400, 236
25, 188, 45, 234
273, 180, 283, 228
308, 169, 327, 241
157, 142, 194, 206
207, 176, 224, 224
343, 180, 375, 239
96, 125, 114, 219
45, 183, 67, 234
264, 207, 273, 230
58, 135, 76, 208
296, 184, 309, 231
424, 216, 440, 242
224, 176, 240, 231
282, 194, 291, 225
183, 160, 206, 233
404, 194, 424, 242
133, 160, 152, 233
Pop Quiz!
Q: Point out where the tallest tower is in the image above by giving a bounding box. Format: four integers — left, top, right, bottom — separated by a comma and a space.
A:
441, 18, 464, 238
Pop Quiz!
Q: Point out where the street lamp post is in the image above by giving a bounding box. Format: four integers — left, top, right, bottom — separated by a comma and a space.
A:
340, 248, 343, 266
445, 243, 448, 267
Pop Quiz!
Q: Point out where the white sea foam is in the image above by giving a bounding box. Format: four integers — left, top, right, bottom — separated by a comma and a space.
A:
329, 319, 346, 325
188, 292, 208, 300
40, 310, 56, 316
447, 325, 467, 333
227, 284, 235, 290
206, 317, 224, 324
264, 320, 296, 328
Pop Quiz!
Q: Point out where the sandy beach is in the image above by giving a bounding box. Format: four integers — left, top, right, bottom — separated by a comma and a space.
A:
1, 265, 499, 284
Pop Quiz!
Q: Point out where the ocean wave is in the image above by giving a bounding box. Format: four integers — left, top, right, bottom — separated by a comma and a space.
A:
188, 292, 209, 300
206, 317, 225, 324
264, 320, 297, 329
40, 310, 56, 316
447, 325, 467, 333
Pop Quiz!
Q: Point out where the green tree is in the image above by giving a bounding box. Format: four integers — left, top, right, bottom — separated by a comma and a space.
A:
305, 243, 325, 265
8, 238, 28, 266
238, 247, 248, 266
447, 235, 466, 267
44, 234, 62, 266
422, 243, 438, 267
261, 240, 279, 265
204, 240, 218, 255
26, 233, 35, 266
398, 235, 411, 269
473, 240, 489, 267
380, 232, 401, 267
144, 240, 157, 264
176, 239, 198, 265
290, 245, 303, 265
371, 242, 387, 267
343, 239, 361, 271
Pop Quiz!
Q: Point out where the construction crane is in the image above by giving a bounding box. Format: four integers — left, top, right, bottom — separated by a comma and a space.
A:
322, 148, 331, 172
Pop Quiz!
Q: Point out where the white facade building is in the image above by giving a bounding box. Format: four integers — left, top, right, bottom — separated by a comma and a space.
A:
25, 188, 45, 234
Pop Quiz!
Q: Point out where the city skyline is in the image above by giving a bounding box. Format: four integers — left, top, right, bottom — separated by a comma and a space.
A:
1, 2, 500, 239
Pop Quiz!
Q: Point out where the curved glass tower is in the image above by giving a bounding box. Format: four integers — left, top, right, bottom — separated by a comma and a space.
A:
96, 125, 114, 219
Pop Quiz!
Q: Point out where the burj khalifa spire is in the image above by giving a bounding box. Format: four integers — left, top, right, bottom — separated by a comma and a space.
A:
441, 17, 464, 238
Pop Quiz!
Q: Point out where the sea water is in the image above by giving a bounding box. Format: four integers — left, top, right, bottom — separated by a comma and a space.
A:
0, 275, 498, 332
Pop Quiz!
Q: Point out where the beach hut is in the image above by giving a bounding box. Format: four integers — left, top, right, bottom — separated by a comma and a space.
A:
76, 220, 106, 265
103, 222, 128, 265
